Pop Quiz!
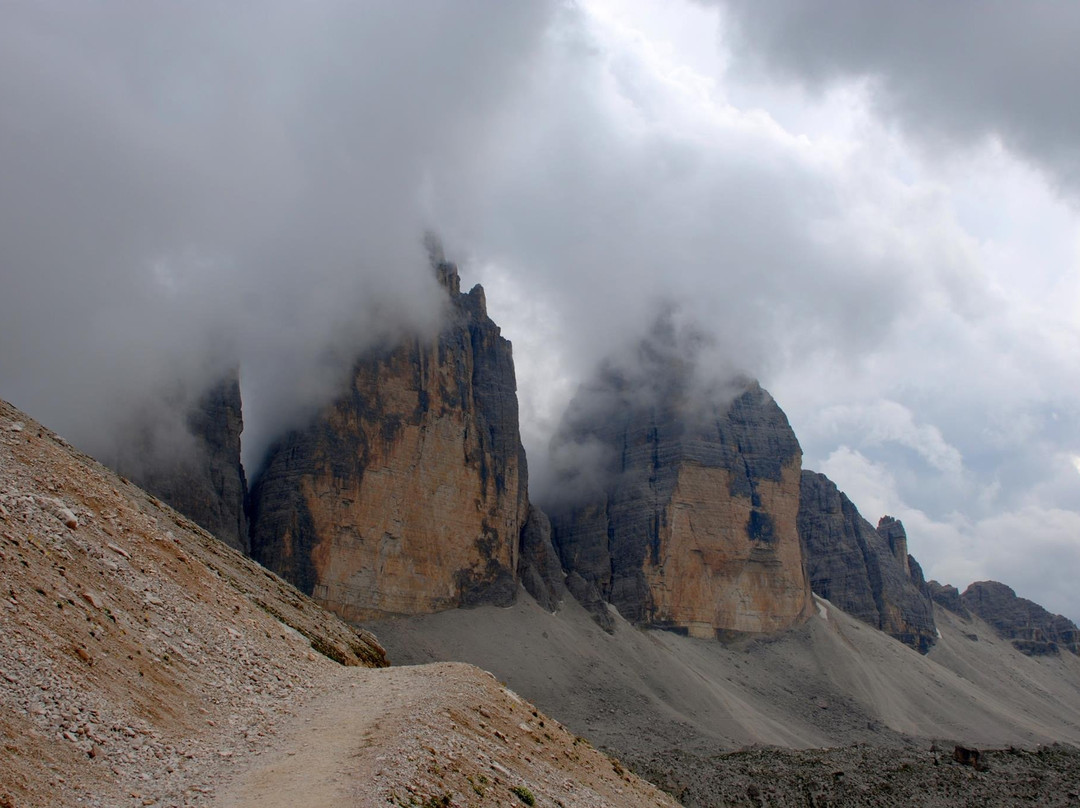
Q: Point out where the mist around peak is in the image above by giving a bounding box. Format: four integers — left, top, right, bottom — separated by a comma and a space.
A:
536, 306, 754, 509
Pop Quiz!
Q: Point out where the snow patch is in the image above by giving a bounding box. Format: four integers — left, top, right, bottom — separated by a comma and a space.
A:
813, 595, 829, 620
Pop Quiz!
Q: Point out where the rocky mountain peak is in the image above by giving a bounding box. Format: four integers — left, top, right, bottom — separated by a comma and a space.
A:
435, 258, 462, 297
247, 255, 530, 621
876, 515, 911, 576
545, 328, 813, 637
961, 580, 1080, 656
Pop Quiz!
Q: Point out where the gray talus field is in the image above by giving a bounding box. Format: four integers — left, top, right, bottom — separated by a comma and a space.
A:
372, 589, 1080, 760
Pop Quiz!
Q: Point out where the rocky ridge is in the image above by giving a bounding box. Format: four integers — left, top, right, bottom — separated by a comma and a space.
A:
797, 470, 937, 652
956, 580, 1080, 656
927, 580, 970, 619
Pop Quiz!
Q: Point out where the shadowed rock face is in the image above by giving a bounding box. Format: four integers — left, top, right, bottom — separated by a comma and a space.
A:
797, 471, 936, 653
517, 505, 567, 613
248, 262, 529, 621
961, 580, 1080, 656
120, 372, 249, 553
546, 330, 813, 637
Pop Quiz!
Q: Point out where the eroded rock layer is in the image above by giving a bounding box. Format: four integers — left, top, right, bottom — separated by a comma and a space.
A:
546, 328, 813, 637
797, 471, 936, 652
248, 262, 528, 621
961, 580, 1080, 656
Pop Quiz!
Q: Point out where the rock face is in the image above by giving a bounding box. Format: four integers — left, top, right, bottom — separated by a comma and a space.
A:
248, 261, 529, 622
927, 580, 970, 619
119, 372, 249, 553
797, 471, 936, 652
517, 505, 567, 613
961, 580, 1080, 656
546, 326, 813, 638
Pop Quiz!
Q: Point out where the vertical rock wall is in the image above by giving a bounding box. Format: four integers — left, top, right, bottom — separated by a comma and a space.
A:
120, 372, 249, 553
548, 363, 814, 638
248, 263, 529, 621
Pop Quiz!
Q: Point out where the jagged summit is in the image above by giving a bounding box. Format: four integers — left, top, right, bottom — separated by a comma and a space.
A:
247, 257, 531, 621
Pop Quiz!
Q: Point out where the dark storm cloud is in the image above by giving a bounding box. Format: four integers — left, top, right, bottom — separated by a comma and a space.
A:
713, 0, 1080, 194
0, 0, 554, 466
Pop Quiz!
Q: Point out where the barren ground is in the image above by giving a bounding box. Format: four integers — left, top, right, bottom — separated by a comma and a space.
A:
0, 398, 674, 808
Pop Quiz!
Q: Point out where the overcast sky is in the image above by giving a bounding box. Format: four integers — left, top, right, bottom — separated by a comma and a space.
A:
2, 2, 1079, 621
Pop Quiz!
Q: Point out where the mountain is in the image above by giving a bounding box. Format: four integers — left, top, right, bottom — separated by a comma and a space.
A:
797, 471, 937, 652
115, 371, 249, 553
247, 259, 532, 622
544, 323, 813, 638
952, 580, 1080, 656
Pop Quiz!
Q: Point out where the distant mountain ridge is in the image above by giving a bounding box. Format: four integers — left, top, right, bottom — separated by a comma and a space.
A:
110, 252, 1075, 661
941, 579, 1080, 656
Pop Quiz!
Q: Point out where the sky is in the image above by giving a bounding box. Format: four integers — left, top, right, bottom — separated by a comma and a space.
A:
2, 1, 1079, 621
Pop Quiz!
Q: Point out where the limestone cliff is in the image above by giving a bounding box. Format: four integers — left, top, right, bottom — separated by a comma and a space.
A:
118, 372, 249, 553
797, 471, 936, 652
248, 261, 529, 621
960, 580, 1080, 656
545, 326, 813, 638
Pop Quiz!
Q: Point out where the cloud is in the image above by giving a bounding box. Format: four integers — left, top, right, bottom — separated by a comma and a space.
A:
0, 0, 554, 467
712, 0, 1080, 196
449, 3, 981, 434
813, 401, 963, 476
818, 446, 902, 527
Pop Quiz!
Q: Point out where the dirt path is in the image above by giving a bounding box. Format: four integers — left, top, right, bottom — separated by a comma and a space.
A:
214, 662, 678, 808
215, 667, 390, 808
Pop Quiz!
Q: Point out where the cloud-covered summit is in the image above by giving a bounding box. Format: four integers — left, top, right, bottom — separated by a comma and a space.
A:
0, 0, 553, 466
1, 1, 1079, 621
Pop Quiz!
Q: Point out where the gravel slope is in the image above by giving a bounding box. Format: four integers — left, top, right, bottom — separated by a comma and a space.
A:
372, 594, 1080, 755
0, 398, 674, 808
